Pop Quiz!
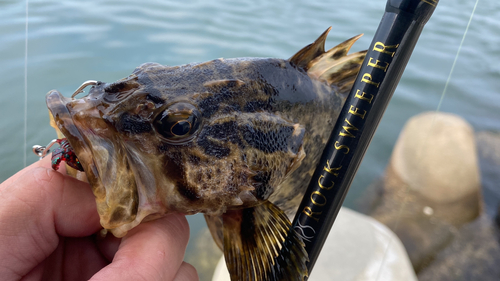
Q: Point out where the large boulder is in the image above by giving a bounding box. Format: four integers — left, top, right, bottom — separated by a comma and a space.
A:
366, 112, 482, 271
390, 111, 481, 222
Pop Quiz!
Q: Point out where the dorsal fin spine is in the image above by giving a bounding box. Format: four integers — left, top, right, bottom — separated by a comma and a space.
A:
289, 28, 367, 94
288, 27, 332, 70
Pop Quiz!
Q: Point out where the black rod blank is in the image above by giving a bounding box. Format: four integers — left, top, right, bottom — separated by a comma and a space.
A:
291, 0, 439, 277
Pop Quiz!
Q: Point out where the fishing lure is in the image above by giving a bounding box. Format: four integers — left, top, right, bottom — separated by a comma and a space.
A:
33, 138, 84, 171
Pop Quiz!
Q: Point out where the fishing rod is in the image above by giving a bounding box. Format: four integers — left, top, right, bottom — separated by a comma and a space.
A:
291, 0, 439, 277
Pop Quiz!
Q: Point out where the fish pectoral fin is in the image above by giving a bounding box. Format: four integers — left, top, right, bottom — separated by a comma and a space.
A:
222, 201, 309, 281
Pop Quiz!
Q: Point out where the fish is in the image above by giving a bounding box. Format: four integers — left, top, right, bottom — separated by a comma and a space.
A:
46, 27, 365, 281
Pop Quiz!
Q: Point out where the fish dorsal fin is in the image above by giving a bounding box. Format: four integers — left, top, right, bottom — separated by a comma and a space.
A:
289, 27, 331, 71
290, 28, 367, 94
222, 201, 309, 281
308, 34, 366, 93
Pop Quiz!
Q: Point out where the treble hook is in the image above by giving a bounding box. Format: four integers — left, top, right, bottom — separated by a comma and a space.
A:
71, 80, 98, 98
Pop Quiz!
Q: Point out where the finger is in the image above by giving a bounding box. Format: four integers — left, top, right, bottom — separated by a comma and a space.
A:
0, 161, 100, 279
90, 213, 191, 281
1, 164, 100, 236
173, 262, 199, 281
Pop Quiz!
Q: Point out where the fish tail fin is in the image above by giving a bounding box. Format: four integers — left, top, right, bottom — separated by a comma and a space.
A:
290, 27, 366, 94
222, 201, 309, 281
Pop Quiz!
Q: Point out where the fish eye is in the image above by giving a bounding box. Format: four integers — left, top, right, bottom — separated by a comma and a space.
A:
170, 120, 192, 136
153, 103, 201, 143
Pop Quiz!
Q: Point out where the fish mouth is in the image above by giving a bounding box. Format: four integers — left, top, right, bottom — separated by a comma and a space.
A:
46, 90, 137, 231
46, 90, 92, 172
46, 90, 114, 194
45, 89, 171, 237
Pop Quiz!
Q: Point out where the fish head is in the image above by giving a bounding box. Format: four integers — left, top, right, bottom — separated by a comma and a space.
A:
46, 61, 306, 237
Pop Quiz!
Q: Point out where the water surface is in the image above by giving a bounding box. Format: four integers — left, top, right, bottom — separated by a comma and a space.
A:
0, 0, 498, 278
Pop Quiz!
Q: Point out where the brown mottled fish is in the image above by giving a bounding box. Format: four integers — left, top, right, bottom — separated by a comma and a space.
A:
46, 27, 365, 281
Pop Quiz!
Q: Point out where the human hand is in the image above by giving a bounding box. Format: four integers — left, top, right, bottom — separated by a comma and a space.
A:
0, 156, 198, 281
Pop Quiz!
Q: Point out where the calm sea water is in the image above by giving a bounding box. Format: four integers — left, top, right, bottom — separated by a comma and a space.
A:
1, 0, 498, 274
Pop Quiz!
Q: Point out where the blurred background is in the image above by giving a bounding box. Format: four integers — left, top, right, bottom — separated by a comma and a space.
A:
1, 0, 498, 280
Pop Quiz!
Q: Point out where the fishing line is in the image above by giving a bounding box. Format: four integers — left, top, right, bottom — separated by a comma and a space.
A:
375, 1, 480, 280
435, 0, 479, 114
23, 0, 29, 167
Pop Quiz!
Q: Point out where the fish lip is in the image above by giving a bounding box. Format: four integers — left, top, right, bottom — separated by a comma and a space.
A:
45, 90, 97, 179
46, 90, 87, 151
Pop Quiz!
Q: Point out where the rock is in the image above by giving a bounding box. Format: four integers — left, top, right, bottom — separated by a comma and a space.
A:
390, 112, 481, 211
212, 207, 418, 281
496, 205, 500, 227
476, 131, 500, 217
363, 112, 482, 271
476, 131, 500, 166
417, 215, 500, 281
